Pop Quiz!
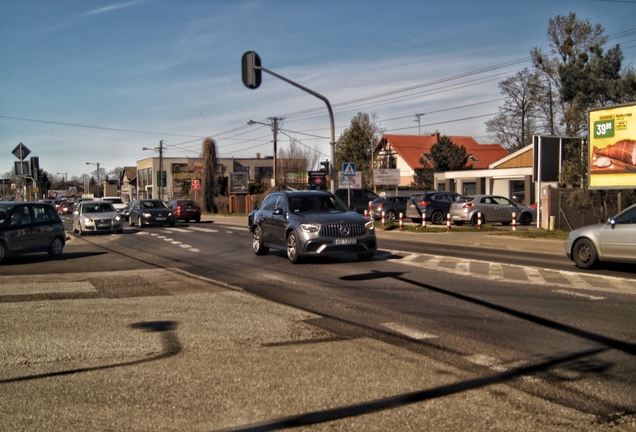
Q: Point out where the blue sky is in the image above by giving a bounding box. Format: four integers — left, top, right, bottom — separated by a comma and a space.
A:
2, 0, 636, 180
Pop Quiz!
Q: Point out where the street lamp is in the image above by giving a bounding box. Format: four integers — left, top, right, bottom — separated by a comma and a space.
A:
86, 162, 100, 197
142, 140, 164, 200
247, 118, 283, 186
415, 113, 425, 135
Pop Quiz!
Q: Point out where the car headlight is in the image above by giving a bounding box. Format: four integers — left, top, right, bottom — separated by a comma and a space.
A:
114, 215, 121, 221
300, 223, 319, 233
365, 220, 375, 231
142, 212, 152, 218
83, 217, 93, 224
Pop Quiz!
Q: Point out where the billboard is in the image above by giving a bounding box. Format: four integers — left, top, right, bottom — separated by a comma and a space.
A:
373, 169, 400, 185
589, 102, 636, 189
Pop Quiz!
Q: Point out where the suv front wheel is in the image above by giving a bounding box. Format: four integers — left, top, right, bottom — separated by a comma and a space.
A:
287, 231, 301, 264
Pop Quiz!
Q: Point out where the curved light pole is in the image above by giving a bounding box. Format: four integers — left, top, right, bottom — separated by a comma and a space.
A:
86, 162, 100, 197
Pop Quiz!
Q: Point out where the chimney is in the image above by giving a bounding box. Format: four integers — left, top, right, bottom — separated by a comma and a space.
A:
431, 131, 440, 143
256, 153, 260, 159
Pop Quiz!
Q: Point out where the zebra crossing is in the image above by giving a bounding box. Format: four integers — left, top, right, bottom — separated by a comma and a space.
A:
389, 250, 636, 296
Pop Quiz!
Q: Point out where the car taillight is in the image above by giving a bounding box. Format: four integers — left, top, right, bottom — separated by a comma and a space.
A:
377, 204, 383, 209
418, 200, 431, 208
176, 208, 182, 215
462, 203, 474, 209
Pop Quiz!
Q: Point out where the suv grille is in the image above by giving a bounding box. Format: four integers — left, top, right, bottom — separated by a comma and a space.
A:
319, 223, 366, 238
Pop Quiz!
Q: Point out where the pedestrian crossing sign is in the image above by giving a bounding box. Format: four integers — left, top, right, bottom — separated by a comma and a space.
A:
342, 163, 356, 177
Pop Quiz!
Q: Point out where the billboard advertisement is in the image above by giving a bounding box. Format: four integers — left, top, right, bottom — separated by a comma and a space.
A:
589, 102, 636, 189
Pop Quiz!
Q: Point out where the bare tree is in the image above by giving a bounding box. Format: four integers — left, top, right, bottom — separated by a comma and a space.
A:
277, 138, 320, 184
201, 137, 218, 213
486, 68, 541, 152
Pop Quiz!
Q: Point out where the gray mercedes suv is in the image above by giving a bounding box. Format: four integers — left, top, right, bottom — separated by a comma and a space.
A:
249, 190, 376, 263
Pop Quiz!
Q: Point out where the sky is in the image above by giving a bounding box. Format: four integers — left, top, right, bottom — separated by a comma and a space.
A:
2, 0, 636, 181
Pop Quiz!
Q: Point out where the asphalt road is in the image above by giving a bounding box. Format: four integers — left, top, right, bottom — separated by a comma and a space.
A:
1, 216, 635, 431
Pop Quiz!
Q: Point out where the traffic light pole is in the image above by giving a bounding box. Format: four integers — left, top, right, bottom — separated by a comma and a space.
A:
253, 65, 336, 193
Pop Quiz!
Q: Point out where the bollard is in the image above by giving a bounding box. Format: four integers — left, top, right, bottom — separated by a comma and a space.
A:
512, 212, 517, 231
364, 210, 368, 219
446, 213, 451, 231
399, 212, 403, 229
382, 211, 386, 227
478, 212, 482, 229
422, 213, 426, 228
368, 200, 373, 215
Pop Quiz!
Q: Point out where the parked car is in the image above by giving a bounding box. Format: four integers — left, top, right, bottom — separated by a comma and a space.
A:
334, 188, 379, 213
57, 200, 74, 215
100, 197, 127, 213
0, 201, 66, 263
249, 190, 376, 263
371, 196, 410, 221
565, 203, 636, 269
405, 191, 462, 224
129, 199, 176, 227
72, 201, 123, 235
450, 195, 536, 226
168, 199, 201, 222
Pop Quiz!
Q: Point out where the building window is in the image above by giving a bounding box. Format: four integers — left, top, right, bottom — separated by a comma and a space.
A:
468, 154, 479, 162
462, 182, 476, 195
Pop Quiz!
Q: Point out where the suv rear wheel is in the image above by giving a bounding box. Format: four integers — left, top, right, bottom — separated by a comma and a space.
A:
430, 210, 444, 225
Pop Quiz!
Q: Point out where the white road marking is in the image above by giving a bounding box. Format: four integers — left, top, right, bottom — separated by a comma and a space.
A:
489, 263, 503, 280
553, 290, 604, 300
188, 226, 218, 233
465, 354, 508, 372
381, 322, 438, 340
524, 267, 546, 284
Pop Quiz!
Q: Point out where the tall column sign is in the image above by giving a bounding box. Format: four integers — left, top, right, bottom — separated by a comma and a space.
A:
589, 102, 636, 189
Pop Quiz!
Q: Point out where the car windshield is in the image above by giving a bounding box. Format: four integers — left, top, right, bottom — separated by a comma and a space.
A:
83, 203, 114, 213
104, 198, 123, 204
141, 201, 167, 209
290, 194, 348, 213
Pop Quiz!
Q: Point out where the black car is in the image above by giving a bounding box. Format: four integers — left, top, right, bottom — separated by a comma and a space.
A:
128, 199, 176, 227
370, 196, 410, 221
250, 190, 376, 263
0, 202, 66, 263
404, 191, 462, 224
334, 188, 379, 214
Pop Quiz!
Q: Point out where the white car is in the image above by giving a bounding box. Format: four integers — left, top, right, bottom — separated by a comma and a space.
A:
100, 197, 128, 213
73, 201, 123, 235
565, 203, 636, 269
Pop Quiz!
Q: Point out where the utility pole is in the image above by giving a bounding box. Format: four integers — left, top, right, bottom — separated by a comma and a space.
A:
247, 118, 283, 186
159, 140, 164, 201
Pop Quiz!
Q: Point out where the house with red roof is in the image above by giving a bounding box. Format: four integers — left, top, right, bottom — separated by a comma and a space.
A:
374, 132, 509, 187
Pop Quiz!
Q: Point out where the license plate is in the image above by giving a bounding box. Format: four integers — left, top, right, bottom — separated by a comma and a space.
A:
97, 223, 110, 228
185, 209, 193, 212
334, 238, 356, 245
156, 217, 166, 221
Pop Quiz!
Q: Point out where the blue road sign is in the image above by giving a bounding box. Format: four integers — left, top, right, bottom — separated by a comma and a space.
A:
343, 163, 356, 177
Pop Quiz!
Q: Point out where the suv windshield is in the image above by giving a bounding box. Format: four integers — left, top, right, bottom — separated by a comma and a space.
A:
290, 194, 348, 213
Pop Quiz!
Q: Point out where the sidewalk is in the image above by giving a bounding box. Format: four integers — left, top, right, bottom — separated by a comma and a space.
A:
206, 214, 566, 256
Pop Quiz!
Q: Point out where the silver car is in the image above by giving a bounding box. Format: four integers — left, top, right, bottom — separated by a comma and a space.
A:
250, 190, 376, 263
73, 201, 123, 235
449, 194, 535, 226
565, 203, 636, 269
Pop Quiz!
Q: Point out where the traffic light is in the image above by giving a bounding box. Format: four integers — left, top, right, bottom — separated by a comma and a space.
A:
320, 160, 329, 173
30, 156, 40, 178
241, 51, 262, 89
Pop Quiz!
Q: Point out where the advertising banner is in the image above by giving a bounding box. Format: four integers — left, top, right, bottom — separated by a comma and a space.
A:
589, 102, 636, 189
338, 172, 362, 189
373, 169, 400, 185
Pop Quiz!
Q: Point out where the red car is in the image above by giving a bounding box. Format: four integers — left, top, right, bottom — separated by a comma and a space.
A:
57, 201, 74, 215
168, 199, 201, 222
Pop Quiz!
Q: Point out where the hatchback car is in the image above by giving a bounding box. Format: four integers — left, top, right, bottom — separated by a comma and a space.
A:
168, 199, 201, 222
72, 201, 123, 235
565, 203, 636, 269
57, 201, 74, 215
371, 196, 410, 221
250, 190, 376, 263
129, 199, 176, 227
405, 191, 461, 224
0, 202, 66, 263
450, 194, 535, 226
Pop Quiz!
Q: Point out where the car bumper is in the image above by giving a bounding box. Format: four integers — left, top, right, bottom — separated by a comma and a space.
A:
302, 236, 377, 255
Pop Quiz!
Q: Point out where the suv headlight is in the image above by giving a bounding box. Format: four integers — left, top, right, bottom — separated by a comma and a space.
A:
114, 215, 121, 221
300, 223, 319, 233
365, 220, 375, 231
142, 212, 152, 218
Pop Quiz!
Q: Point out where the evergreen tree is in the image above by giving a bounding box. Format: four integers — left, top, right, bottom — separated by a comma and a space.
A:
201, 137, 218, 213
430, 136, 469, 172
